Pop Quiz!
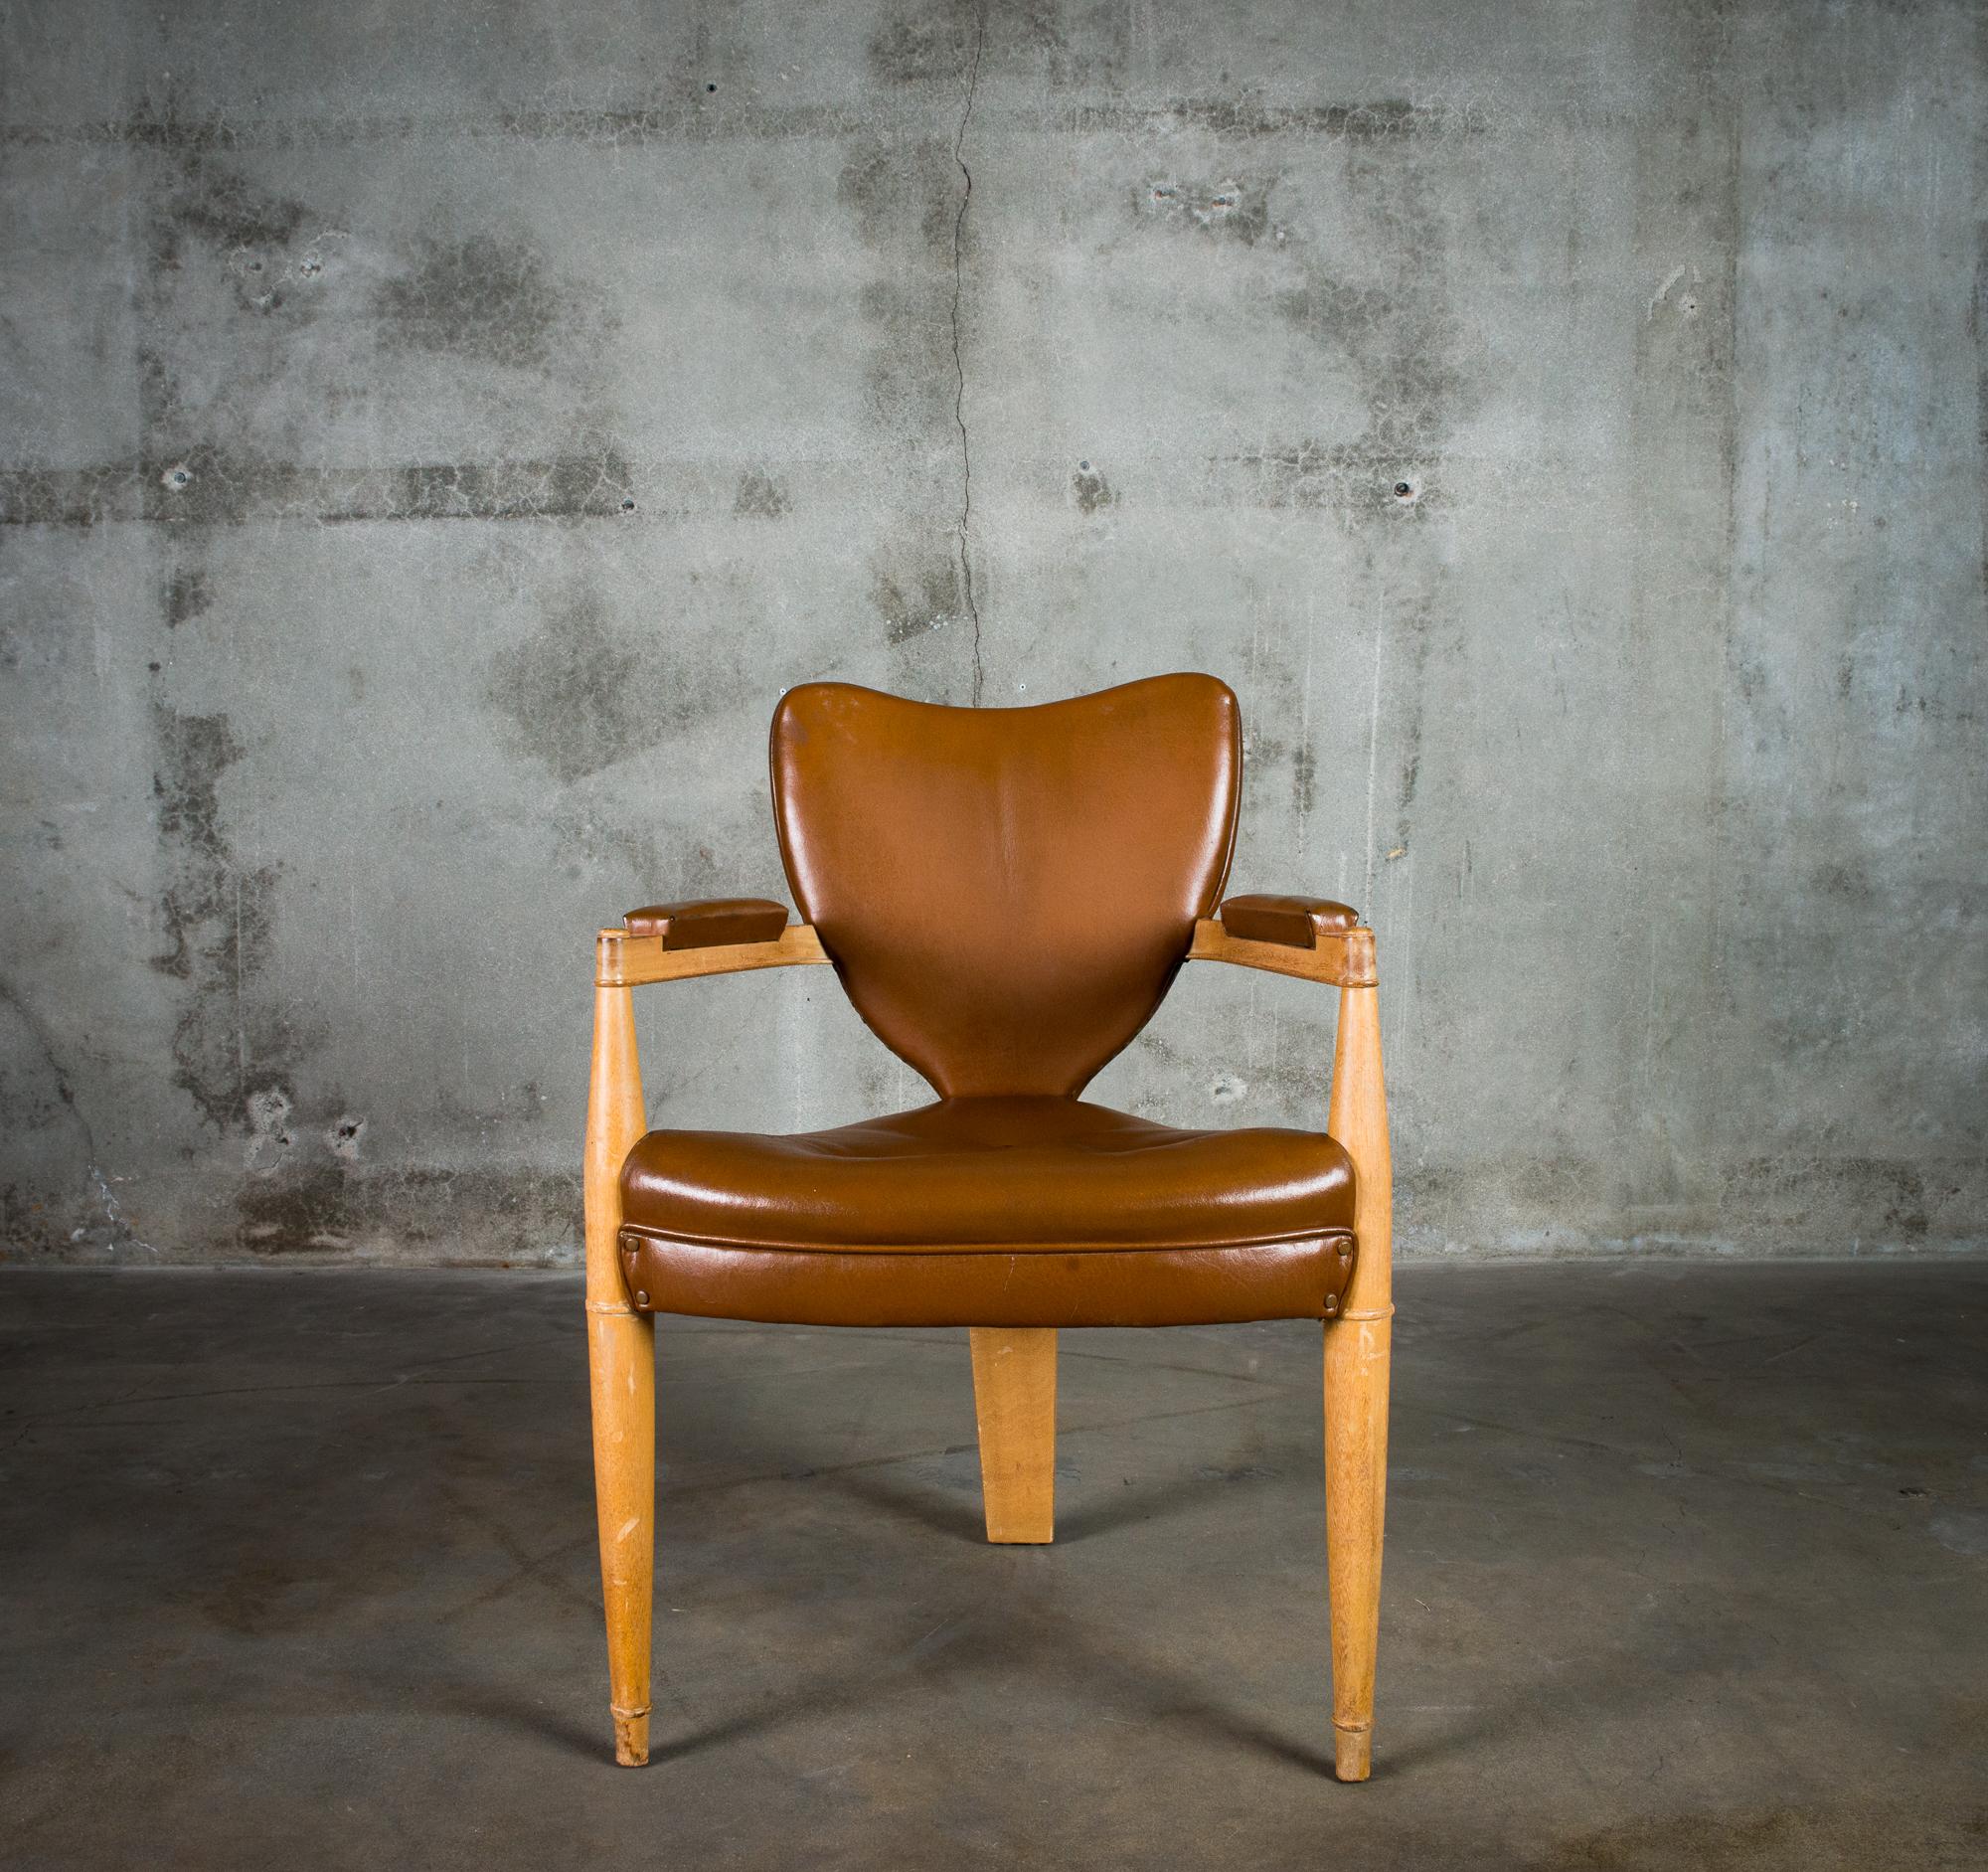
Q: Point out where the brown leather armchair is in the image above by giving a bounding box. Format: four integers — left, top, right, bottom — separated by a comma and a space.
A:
584, 675, 1393, 1780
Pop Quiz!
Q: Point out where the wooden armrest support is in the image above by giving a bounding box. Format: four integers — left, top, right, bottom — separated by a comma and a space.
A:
1188, 916, 1377, 987
595, 921, 830, 987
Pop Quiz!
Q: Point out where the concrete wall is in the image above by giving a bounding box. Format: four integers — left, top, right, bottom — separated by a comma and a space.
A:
2, 0, 1982, 1267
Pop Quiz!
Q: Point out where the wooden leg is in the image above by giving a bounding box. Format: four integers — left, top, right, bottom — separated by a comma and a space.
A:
1324, 1313, 1390, 1781
589, 1308, 655, 1766
585, 974, 654, 1766
1325, 978, 1392, 1782
969, 1327, 1057, 1543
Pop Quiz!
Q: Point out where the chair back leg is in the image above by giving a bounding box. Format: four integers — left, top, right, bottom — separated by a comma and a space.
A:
585, 978, 656, 1766
1324, 979, 1392, 1782
969, 1327, 1058, 1543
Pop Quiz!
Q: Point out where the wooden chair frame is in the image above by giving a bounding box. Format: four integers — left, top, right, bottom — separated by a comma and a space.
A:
584, 918, 1391, 1780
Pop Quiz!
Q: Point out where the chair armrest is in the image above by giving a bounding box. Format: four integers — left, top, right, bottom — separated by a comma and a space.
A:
1188, 893, 1377, 987
1218, 894, 1361, 949
595, 900, 830, 987
622, 898, 790, 949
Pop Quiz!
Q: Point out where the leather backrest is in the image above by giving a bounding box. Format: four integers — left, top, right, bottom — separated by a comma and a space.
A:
770, 675, 1241, 1098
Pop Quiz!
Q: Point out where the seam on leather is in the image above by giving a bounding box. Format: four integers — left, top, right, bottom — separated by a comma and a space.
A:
618, 1227, 1356, 1258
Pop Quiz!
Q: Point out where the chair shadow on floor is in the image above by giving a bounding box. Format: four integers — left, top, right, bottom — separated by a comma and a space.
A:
451, 1579, 1729, 1793
531, 1454, 1488, 1777
457, 1417, 1505, 1778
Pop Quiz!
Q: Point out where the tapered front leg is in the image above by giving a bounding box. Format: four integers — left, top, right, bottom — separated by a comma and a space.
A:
1324, 1312, 1390, 1781
585, 971, 654, 1765
589, 1308, 655, 1765
1324, 978, 1391, 1782
969, 1327, 1058, 1543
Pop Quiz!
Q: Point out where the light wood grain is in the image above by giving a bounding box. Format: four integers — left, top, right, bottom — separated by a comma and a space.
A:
1323, 979, 1392, 1782
596, 921, 829, 988
969, 1327, 1058, 1544
1187, 917, 1378, 988
584, 980, 655, 1767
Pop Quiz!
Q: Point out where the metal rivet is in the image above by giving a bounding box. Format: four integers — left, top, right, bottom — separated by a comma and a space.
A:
1323, 1293, 1339, 1316
635, 1290, 649, 1307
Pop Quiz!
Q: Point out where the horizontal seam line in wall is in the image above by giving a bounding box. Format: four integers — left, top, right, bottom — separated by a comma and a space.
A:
0, 100, 1495, 152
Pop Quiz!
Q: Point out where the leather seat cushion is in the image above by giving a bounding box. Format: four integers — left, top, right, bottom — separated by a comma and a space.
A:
617, 1097, 1356, 1327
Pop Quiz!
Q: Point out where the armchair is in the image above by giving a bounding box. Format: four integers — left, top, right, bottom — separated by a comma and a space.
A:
583, 675, 1392, 1780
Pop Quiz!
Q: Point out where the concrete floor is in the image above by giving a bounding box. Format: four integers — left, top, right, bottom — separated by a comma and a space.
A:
0, 1261, 1983, 1870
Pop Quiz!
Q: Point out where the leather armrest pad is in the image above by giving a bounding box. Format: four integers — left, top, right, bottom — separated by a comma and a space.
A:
1218, 894, 1362, 950
622, 899, 791, 950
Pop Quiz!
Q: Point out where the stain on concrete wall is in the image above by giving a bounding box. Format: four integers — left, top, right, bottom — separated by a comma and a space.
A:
148, 704, 291, 1129
1, 0, 1983, 1265
374, 234, 569, 371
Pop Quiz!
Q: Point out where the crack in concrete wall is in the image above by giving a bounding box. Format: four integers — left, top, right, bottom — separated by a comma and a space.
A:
948, 0, 986, 704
